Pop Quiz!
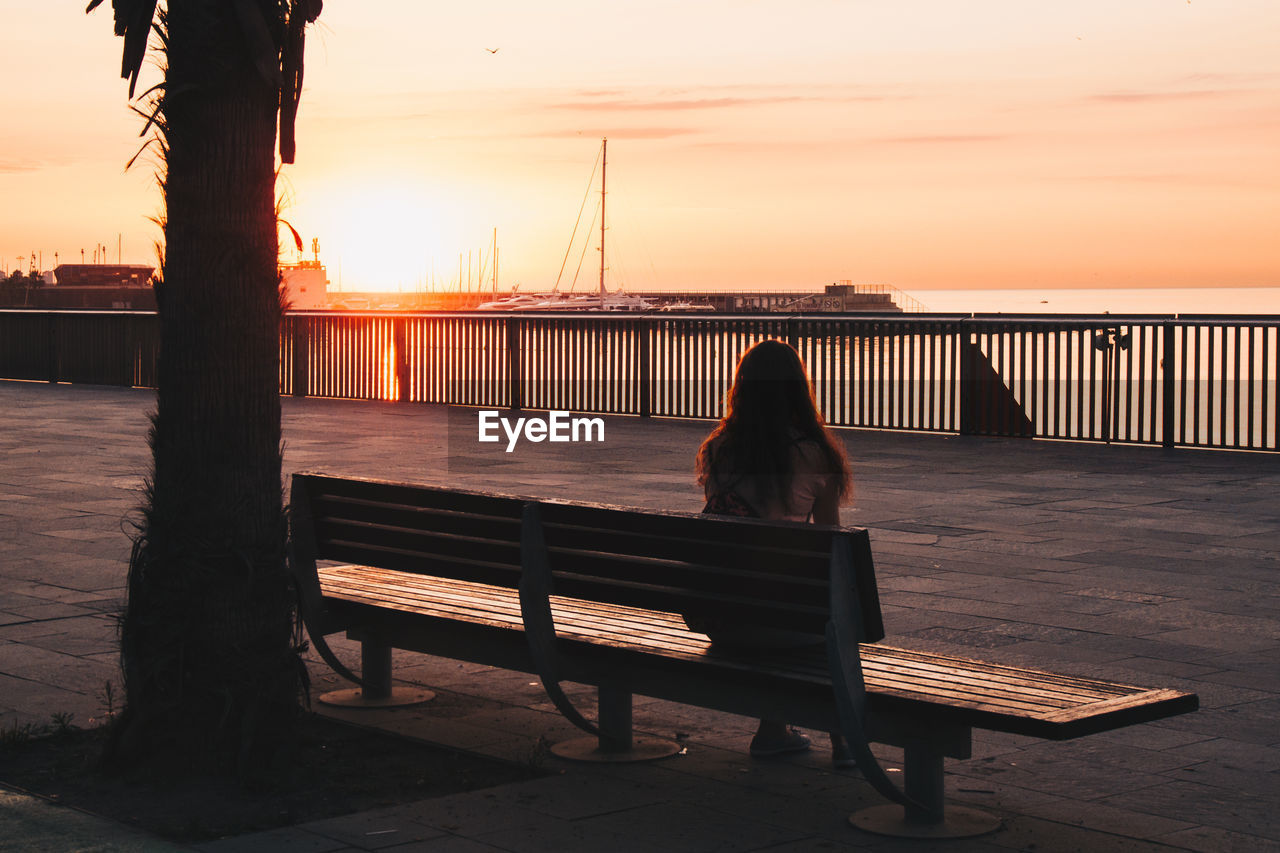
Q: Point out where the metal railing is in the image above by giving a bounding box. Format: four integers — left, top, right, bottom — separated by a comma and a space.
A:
3, 309, 1276, 451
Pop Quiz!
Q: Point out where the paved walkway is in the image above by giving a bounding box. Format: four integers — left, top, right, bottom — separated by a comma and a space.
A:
2, 381, 1279, 852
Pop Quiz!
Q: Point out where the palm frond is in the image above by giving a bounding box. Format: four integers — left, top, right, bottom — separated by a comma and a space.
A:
279, 0, 322, 164
231, 0, 285, 87
85, 0, 160, 98
277, 219, 304, 253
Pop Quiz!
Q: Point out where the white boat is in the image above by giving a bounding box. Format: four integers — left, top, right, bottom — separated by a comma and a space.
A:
476, 293, 544, 310
481, 292, 654, 312
480, 139, 654, 312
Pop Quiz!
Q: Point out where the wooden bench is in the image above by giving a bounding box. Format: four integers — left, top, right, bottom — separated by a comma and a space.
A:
288, 472, 1198, 839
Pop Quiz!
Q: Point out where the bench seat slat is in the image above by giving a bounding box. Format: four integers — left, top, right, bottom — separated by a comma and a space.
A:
336, 584, 702, 649
317, 565, 1189, 731
861, 646, 1142, 697
321, 566, 1133, 707
323, 567, 709, 649
752, 651, 1124, 712
1036, 689, 1195, 724
320, 566, 1125, 704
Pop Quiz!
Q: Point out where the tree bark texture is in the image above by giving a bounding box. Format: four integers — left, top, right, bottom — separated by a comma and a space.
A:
109, 0, 303, 777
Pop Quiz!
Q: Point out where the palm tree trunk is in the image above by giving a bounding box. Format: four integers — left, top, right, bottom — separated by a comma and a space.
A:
107, 0, 302, 776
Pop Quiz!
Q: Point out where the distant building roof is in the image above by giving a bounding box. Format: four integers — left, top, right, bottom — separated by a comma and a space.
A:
52, 264, 155, 288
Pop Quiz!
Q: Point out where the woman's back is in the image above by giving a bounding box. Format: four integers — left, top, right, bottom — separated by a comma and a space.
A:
697, 339, 850, 526
702, 432, 838, 523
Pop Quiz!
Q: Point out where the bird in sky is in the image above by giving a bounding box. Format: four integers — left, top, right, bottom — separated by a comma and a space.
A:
485, 47, 500, 54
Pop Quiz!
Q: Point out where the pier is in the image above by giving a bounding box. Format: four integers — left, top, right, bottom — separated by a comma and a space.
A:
325, 281, 917, 313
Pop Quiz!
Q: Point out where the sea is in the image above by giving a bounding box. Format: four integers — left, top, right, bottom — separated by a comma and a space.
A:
908, 286, 1280, 316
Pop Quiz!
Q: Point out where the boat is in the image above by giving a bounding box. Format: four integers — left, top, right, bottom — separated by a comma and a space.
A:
480, 138, 654, 312
658, 300, 715, 313
476, 292, 544, 310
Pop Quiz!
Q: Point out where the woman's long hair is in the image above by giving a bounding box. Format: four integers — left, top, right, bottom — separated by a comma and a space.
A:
696, 339, 851, 511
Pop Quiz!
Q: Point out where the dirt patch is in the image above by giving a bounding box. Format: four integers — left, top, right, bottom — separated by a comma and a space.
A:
0, 711, 544, 843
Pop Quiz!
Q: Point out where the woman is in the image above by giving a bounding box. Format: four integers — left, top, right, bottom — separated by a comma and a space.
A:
694, 339, 854, 763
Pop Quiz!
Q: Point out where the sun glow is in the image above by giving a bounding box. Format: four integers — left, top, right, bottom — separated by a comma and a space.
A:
293, 178, 463, 292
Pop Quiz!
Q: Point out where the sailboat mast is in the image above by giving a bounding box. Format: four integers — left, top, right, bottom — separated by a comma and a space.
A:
599, 137, 607, 305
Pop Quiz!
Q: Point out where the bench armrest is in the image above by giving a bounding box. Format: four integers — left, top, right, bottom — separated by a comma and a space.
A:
827, 532, 920, 812
288, 473, 364, 687
519, 501, 601, 737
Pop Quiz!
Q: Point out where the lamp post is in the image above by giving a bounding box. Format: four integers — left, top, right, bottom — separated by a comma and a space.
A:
1093, 327, 1131, 443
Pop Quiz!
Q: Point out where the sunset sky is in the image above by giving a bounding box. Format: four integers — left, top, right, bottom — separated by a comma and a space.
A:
2, 1, 1277, 294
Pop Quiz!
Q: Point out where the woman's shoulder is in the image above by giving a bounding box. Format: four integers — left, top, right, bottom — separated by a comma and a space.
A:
785, 430, 822, 455
787, 431, 838, 472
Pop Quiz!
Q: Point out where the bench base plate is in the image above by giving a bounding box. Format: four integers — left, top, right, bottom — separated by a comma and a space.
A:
317, 687, 436, 709
850, 804, 1001, 839
550, 735, 683, 763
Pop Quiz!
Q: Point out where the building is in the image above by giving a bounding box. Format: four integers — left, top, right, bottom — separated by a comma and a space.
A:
281, 261, 329, 310
37, 264, 157, 310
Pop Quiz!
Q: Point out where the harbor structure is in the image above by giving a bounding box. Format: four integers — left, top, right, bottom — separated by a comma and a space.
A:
36, 264, 157, 309
281, 259, 329, 310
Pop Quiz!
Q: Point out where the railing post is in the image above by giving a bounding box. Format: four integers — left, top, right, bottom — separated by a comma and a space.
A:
46, 313, 58, 384
638, 318, 652, 418
958, 320, 972, 435
122, 314, 135, 387
291, 316, 308, 398
394, 317, 410, 403
1161, 321, 1176, 449
507, 316, 522, 411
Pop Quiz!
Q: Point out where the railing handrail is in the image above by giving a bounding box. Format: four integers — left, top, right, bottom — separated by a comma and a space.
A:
7, 307, 1278, 325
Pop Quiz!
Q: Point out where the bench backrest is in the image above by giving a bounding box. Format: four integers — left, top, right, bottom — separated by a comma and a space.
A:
292, 472, 525, 589
531, 499, 884, 642
291, 472, 885, 643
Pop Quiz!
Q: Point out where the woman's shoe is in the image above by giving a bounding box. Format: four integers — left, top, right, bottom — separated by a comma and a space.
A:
750, 727, 811, 757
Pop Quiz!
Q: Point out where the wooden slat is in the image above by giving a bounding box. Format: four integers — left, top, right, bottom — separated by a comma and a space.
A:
315, 564, 1195, 735
862, 646, 1138, 696
325, 568, 702, 647
541, 522, 831, 579
321, 541, 519, 585
1037, 689, 1194, 723
320, 518, 520, 564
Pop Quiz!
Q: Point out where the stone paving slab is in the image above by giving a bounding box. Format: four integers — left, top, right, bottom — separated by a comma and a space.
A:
2, 380, 1280, 852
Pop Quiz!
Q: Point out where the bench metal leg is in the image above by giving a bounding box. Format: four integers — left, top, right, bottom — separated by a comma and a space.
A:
317, 638, 435, 709
598, 680, 634, 753
362, 641, 393, 700
549, 681, 682, 763
850, 742, 1001, 838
